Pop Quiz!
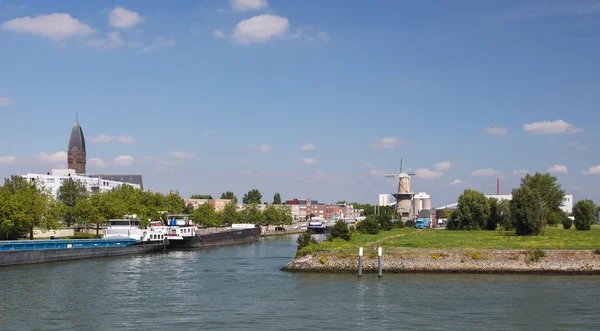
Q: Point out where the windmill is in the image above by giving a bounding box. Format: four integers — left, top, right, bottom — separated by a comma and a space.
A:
385, 158, 416, 220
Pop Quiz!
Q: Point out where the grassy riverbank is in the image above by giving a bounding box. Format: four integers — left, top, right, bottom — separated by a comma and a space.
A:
299, 226, 600, 256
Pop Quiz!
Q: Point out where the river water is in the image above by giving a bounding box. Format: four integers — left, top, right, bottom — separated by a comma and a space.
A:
1, 235, 599, 330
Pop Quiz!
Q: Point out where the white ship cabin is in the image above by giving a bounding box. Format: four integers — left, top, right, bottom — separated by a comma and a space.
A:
147, 214, 196, 240
104, 218, 165, 243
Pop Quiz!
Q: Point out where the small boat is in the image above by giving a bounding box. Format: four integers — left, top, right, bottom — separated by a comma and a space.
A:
150, 214, 262, 248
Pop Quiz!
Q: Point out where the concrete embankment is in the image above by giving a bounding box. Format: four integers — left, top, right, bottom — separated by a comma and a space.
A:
262, 229, 307, 237
283, 249, 600, 275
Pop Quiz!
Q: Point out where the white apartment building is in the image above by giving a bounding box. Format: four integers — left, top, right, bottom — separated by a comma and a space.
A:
22, 168, 141, 199
378, 194, 394, 206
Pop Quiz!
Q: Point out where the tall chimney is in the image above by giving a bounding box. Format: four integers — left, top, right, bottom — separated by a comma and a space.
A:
497, 178, 500, 195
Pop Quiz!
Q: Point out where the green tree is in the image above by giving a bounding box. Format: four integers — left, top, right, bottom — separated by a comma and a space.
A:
192, 202, 222, 228
487, 198, 501, 231
356, 215, 380, 235
548, 210, 567, 227
190, 194, 212, 199
221, 201, 243, 226
263, 205, 279, 230
522, 173, 564, 230
0, 176, 61, 239
498, 199, 512, 230
220, 191, 237, 204
562, 217, 573, 229
75, 193, 106, 237
242, 189, 262, 204
163, 191, 185, 214
438, 209, 453, 220
451, 189, 490, 230
57, 177, 89, 227
244, 204, 265, 226
330, 220, 351, 241
510, 185, 544, 235
572, 199, 596, 231
273, 192, 282, 204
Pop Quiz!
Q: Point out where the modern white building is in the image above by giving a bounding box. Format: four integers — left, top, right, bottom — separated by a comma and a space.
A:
378, 194, 394, 206
22, 168, 141, 199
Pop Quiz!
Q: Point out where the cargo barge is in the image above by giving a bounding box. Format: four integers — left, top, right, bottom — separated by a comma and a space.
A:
149, 215, 262, 249
0, 238, 162, 267
1, 218, 165, 267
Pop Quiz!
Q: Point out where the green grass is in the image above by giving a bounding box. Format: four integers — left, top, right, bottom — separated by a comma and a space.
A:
303, 225, 600, 254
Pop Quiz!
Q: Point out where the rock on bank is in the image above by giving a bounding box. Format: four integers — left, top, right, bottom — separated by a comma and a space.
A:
282, 250, 600, 275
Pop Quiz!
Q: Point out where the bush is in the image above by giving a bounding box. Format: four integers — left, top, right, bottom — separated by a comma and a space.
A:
573, 199, 596, 231
393, 220, 405, 229
356, 216, 380, 235
297, 231, 317, 251
330, 220, 351, 241
405, 219, 416, 228
562, 218, 572, 229
72, 232, 98, 239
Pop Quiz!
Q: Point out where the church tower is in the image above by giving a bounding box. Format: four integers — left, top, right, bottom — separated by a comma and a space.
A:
67, 116, 86, 174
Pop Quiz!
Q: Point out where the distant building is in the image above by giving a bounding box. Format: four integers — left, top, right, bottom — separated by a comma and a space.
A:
378, 194, 394, 206
67, 119, 86, 174
285, 198, 361, 221
82, 174, 144, 191
23, 168, 140, 199
184, 198, 232, 212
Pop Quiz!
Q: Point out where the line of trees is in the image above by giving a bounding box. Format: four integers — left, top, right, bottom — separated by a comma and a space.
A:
447, 173, 598, 235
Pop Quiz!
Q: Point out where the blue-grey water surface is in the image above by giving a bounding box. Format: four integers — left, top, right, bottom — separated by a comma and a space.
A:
1, 235, 599, 330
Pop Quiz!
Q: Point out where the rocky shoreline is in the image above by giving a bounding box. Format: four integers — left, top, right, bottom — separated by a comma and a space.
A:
282, 249, 600, 275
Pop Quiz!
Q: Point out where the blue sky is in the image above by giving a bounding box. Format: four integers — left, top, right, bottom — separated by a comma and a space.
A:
1, 0, 600, 206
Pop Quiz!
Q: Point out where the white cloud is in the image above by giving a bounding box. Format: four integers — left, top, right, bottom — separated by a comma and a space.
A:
0, 97, 14, 106
513, 169, 529, 176
524, 120, 582, 134
576, 145, 588, 151
84, 31, 125, 49
300, 143, 315, 151
172, 151, 197, 159
113, 155, 135, 166
414, 168, 445, 180
547, 164, 568, 174
470, 168, 502, 177
91, 134, 136, 144
109, 6, 144, 29
232, 14, 289, 44
302, 158, 318, 165
583, 165, 600, 175
240, 169, 253, 175
317, 31, 329, 41
370, 137, 401, 149
1, 13, 96, 40
450, 179, 463, 185
35, 151, 67, 164
485, 126, 508, 135
231, 0, 268, 12
0, 156, 17, 164
127, 40, 142, 48
248, 144, 272, 152
213, 29, 226, 39
434, 161, 454, 171
140, 35, 175, 53
88, 158, 106, 167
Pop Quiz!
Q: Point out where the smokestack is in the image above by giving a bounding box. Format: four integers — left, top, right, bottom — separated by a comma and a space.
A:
497, 178, 500, 195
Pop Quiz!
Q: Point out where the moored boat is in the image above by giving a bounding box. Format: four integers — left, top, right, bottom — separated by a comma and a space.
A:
0, 218, 164, 267
151, 214, 262, 248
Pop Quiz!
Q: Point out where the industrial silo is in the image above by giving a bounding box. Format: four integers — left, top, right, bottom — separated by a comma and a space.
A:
423, 198, 432, 211
413, 197, 422, 214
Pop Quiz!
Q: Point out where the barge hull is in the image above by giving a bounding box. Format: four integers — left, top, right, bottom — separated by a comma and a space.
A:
167, 228, 262, 248
0, 244, 163, 267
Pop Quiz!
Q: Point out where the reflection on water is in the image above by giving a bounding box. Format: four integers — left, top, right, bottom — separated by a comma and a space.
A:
1, 234, 599, 330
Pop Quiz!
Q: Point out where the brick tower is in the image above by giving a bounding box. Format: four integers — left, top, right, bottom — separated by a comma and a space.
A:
67, 116, 86, 174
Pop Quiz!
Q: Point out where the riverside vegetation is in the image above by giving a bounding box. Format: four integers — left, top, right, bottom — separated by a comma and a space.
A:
0, 175, 292, 240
